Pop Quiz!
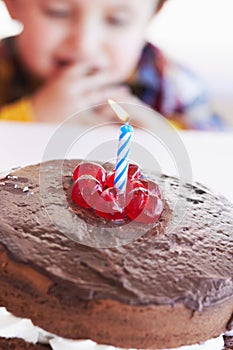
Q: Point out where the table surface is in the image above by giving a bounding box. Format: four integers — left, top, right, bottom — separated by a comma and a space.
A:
0, 121, 233, 203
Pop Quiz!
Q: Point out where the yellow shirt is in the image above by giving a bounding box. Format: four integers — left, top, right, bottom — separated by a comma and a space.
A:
0, 38, 36, 122
0, 98, 34, 122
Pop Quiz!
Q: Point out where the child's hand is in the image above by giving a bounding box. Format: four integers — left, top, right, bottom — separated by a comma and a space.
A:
31, 64, 125, 123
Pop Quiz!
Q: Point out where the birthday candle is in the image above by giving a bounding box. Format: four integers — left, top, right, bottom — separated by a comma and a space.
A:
108, 100, 133, 192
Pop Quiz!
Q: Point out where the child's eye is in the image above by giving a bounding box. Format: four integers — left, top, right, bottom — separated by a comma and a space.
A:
44, 7, 72, 18
106, 16, 130, 27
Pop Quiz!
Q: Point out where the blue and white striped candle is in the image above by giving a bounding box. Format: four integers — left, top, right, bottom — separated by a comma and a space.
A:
108, 100, 133, 192
114, 123, 133, 191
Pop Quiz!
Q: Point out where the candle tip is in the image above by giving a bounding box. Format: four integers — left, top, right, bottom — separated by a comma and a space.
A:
108, 99, 129, 123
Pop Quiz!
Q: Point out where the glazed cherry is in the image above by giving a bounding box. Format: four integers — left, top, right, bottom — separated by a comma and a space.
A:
128, 164, 142, 181
106, 170, 115, 188
73, 162, 106, 186
96, 187, 126, 221
126, 187, 148, 220
72, 175, 102, 209
71, 161, 164, 224
139, 179, 163, 199
139, 192, 163, 224
126, 187, 163, 224
126, 179, 147, 194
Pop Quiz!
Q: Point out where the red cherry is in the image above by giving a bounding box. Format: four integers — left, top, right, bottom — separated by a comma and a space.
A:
127, 179, 147, 190
139, 179, 163, 199
126, 187, 163, 224
106, 170, 115, 188
126, 179, 146, 201
126, 187, 148, 220
73, 162, 106, 186
72, 175, 103, 209
71, 161, 164, 223
128, 164, 142, 181
139, 192, 163, 223
96, 187, 126, 221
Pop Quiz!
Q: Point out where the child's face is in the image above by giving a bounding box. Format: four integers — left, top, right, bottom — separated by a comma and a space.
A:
6, 0, 158, 81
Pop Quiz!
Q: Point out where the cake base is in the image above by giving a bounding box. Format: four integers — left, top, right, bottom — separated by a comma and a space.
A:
1, 248, 233, 349
0, 338, 48, 349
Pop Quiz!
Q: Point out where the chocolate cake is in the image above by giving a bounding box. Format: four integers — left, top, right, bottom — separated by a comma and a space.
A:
0, 159, 233, 349
0, 337, 48, 350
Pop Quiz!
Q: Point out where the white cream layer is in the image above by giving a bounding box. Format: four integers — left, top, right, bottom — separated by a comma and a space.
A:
0, 307, 226, 350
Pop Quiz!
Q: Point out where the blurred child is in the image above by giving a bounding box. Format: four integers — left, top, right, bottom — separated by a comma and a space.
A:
0, 0, 225, 129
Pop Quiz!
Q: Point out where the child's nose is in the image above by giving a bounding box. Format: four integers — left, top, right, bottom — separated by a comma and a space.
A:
66, 19, 105, 62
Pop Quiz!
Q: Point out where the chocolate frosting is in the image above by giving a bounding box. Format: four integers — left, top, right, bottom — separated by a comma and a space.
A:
0, 160, 233, 312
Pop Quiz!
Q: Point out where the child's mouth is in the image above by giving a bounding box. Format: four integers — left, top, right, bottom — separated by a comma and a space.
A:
55, 59, 71, 68
54, 59, 100, 75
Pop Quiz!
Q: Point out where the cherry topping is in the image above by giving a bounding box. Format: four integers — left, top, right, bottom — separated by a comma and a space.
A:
72, 175, 102, 209
126, 179, 147, 195
139, 179, 163, 199
126, 187, 163, 224
126, 187, 148, 220
96, 187, 126, 221
139, 192, 163, 224
106, 170, 115, 188
71, 162, 164, 224
73, 162, 106, 186
128, 164, 142, 181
